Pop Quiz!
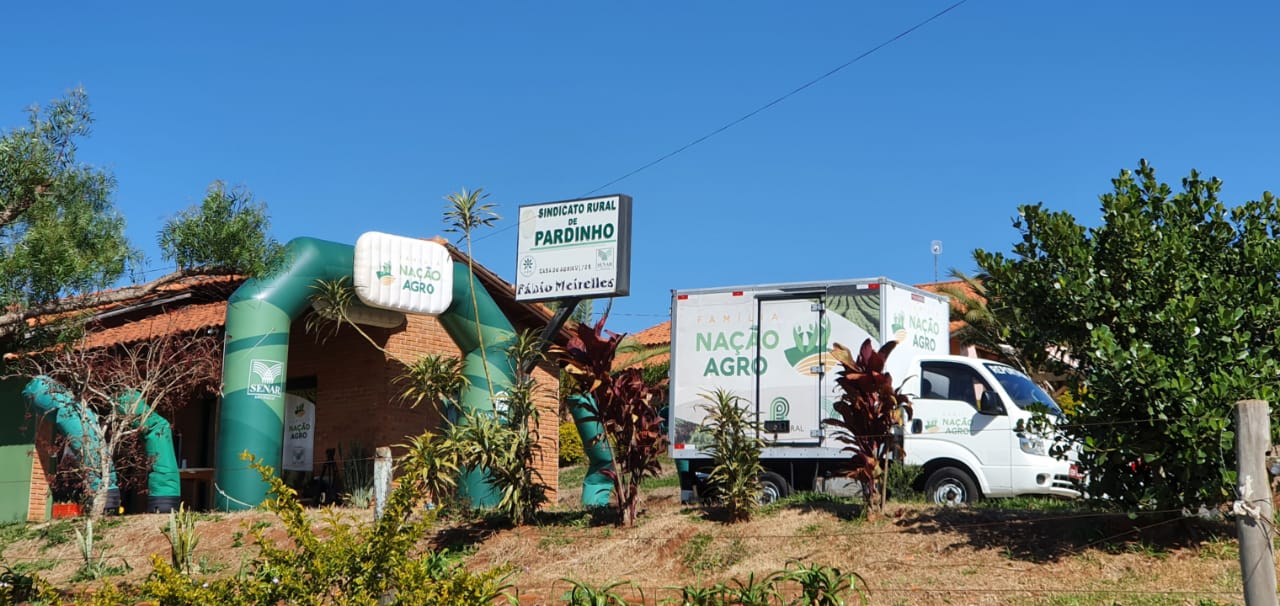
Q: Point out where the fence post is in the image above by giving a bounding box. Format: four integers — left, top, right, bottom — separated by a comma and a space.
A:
1235, 399, 1277, 606
373, 446, 392, 520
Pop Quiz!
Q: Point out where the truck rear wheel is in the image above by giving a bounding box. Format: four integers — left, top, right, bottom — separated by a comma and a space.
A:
758, 471, 791, 505
925, 467, 978, 506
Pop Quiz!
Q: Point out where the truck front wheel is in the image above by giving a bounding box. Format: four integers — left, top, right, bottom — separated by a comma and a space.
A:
758, 471, 792, 505
925, 467, 978, 506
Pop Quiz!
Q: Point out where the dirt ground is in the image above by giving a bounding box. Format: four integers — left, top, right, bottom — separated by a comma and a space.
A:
0, 484, 1255, 605
474, 486, 1248, 605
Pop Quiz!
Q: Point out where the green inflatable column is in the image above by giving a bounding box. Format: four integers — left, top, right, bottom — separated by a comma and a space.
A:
436, 263, 517, 508
567, 394, 615, 507
116, 391, 180, 512
22, 377, 120, 511
215, 238, 354, 510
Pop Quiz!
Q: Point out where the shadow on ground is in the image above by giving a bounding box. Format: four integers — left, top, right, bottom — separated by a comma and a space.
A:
893, 507, 1234, 562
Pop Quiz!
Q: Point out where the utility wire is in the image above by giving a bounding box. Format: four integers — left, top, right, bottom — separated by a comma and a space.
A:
579, 0, 969, 197
474, 0, 968, 246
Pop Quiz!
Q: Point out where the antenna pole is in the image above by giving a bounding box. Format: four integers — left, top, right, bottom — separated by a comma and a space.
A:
931, 240, 942, 283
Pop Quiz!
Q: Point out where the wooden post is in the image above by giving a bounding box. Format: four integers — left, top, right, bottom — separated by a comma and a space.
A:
1235, 399, 1277, 606
373, 446, 392, 520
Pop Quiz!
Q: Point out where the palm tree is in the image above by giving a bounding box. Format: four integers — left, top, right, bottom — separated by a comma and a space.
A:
443, 188, 500, 401
934, 269, 1038, 377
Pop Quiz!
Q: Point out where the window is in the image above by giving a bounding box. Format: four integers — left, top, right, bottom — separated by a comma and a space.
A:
920, 362, 993, 410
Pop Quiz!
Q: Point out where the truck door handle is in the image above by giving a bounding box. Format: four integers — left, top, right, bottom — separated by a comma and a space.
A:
911, 419, 923, 434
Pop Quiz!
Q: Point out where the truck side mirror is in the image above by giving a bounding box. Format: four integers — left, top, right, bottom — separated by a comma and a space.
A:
979, 391, 1005, 416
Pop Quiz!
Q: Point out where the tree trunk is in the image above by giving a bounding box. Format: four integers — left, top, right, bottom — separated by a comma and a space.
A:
89, 454, 112, 520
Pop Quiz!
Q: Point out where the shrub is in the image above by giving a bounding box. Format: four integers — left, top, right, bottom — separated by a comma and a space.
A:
162, 503, 200, 575
698, 388, 765, 523
559, 422, 586, 467
0, 565, 57, 604
137, 453, 516, 605
885, 463, 923, 501
823, 339, 912, 516
554, 316, 668, 527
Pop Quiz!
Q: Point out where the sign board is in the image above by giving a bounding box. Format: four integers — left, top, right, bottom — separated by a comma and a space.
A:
515, 194, 632, 301
353, 232, 454, 315
281, 394, 315, 472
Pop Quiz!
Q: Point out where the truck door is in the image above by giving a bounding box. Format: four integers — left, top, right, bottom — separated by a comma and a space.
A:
755, 294, 828, 444
915, 361, 1013, 495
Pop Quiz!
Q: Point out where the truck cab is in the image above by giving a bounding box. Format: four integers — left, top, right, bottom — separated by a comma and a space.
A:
901, 355, 1081, 504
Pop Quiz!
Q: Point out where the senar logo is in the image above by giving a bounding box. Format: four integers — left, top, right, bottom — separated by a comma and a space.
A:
248, 359, 284, 400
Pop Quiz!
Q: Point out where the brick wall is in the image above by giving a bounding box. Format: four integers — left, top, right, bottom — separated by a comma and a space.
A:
27, 420, 53, 522
286, 312, 560, 502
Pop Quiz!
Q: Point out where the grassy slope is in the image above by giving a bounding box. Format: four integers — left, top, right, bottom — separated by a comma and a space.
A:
0, 462, 1251, 605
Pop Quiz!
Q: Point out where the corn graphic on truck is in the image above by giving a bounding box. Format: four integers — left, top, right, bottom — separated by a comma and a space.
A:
669, 277, 1080, 505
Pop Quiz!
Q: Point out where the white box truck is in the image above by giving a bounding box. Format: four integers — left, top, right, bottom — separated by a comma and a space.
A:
669, 277, 1080, 505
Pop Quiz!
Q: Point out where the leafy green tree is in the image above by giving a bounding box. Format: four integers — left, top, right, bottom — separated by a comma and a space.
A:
0, 89, 136, 333
0, 91, 284, 340
159, 180, 284, 276
975, 160, 1280, 508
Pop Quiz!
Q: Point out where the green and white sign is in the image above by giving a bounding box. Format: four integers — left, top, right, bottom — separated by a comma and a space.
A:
353, 232, 454, 315
281, 395, 315, 472
515, 194, 632, 302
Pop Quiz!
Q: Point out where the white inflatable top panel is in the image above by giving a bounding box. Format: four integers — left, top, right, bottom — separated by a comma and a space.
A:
353, 232, 454, 316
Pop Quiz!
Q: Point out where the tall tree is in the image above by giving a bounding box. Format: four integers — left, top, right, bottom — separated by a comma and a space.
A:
975, 160, 1280, 508
0, 89, 136, 324
0, 92, 283, 339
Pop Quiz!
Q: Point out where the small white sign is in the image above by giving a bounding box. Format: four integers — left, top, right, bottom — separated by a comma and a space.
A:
515, 194, 632, 302
353, 232, 454, 315
248, 359, 284, 401
282, 394, 315, 472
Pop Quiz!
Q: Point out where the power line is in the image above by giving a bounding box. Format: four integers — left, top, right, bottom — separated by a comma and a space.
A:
474, 1, 968, 245
579, 0, 969, 197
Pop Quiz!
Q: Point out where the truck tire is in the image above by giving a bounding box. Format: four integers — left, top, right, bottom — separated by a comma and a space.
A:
925, 467, 978, 506
758, 471, 792, 505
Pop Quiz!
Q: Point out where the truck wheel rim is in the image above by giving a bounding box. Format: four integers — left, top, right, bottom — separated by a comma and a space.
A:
932, 481, 965, 505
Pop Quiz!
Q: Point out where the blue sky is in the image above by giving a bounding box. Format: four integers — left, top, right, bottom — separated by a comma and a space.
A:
5, 2, 1278, 335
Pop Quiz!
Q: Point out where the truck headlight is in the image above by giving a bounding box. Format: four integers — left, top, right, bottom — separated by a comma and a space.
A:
1019, 434, 1047, 455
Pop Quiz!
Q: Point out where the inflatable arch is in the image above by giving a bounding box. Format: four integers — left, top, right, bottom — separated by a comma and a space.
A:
213, 237, 519, 511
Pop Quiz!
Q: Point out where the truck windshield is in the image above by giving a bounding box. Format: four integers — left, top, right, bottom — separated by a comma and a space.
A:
983, 363, 1062, 416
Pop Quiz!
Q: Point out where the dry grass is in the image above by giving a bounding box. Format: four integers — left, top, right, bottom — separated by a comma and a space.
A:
0, 483, 1254, 605
470, 486, 1249, 605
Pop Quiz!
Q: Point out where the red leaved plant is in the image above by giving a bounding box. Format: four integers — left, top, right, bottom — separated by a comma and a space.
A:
552, 316, 668, 526
821, 338, 912, 515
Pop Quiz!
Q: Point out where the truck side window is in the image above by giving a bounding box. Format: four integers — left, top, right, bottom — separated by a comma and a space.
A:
920, 362, 993, 411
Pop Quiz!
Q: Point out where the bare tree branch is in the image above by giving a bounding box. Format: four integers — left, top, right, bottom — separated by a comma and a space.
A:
13, 318, 222, 518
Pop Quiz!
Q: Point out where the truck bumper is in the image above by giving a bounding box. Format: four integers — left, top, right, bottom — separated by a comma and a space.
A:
1014, 461, 1084, 499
